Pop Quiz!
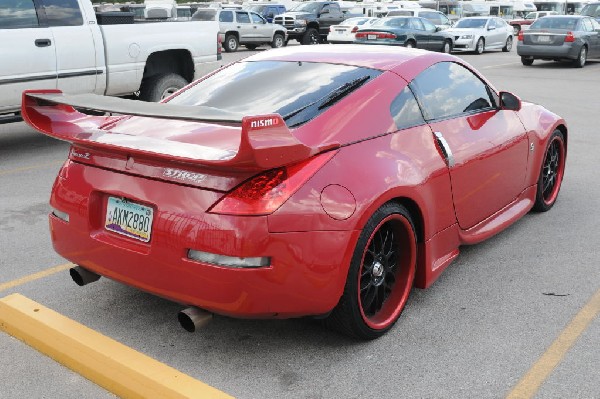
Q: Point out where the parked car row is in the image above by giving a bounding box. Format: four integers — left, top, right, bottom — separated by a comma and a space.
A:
329, 15, 514, 55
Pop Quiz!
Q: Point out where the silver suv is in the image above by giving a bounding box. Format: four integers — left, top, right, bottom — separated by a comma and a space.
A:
192, 8, 287, 52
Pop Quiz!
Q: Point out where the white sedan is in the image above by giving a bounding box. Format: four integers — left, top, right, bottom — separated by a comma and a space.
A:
327, 17, 379, 44
445, 16, 513, 54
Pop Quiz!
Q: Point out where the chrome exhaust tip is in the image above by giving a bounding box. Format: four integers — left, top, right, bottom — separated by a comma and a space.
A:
178, 307, 213, 332
69, 266, 101, 286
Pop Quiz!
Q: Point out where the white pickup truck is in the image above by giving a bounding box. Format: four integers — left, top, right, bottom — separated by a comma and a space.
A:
0, 0, 221, 123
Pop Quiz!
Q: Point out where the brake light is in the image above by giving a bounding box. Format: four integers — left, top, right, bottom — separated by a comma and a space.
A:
379, 33, 397, 39
209, 151, 336, 215
518, 31, 523, 41
355, 32, 396, 39
217, 34, 222, 58
565, 31, 575, 42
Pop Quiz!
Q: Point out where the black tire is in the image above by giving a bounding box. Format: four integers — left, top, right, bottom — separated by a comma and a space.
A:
572, 46, 587, 68
138, 73, 187, 102
521, 56, 534, 66
224, 33, 238, 53
533, 130, 566, 212
502, 36, 513, 52
302, 28, 320, 45
405, 40, 416, 48
441, 39, 452, 53
475, 37, 485, 54
245, 44, 258, 50
271, 33, 285, 48
324, 203, 417, 340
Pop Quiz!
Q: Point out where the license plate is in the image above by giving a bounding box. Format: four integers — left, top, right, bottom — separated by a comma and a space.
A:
105, 197, 153, 242
336, 29, 344, 33
368, 34, 377, 40
537, 35, 551, 43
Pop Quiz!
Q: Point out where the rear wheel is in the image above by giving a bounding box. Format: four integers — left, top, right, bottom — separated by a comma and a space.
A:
475, 37, 485, 54
502, 36, 513, 52
572, 46, 587, 68
324, 203, 417, 340
224, 34, 238, 52
405, 40, 416, 48
138, 73, 187, 102
533, 130, 566, 212
521, 56, 534, 66
442, 39, 452, 53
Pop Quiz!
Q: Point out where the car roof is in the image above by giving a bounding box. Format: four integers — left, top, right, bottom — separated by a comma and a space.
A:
243, 45, 458, 78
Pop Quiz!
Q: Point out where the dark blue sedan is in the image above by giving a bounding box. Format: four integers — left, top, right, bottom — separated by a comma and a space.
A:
354, 16, 454, 53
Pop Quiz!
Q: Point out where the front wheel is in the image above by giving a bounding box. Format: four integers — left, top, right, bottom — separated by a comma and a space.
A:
475, 37, 485, 54
502, 36, 513, 52
138, 73, 187, 102
302, 28, 320, 45
572, 46, 587, 68
532, 130, 566, 212
324, 203, 417, 340
441, 39, 452, 53
271, 33, 285, 48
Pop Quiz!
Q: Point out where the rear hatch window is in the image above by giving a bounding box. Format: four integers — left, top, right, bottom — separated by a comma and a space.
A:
169, 60, 381, 128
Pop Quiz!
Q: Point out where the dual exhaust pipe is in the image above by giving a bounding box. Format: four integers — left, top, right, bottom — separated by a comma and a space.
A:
69, 265, 212, 332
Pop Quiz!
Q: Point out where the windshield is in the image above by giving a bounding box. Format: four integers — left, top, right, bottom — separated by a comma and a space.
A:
169, 61, 380, 128
455, 18, 488, 28
290, 3, 321, 13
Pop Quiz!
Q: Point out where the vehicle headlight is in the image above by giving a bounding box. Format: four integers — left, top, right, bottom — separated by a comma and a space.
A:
461, 34, 474, 39
295, 19, 307, 27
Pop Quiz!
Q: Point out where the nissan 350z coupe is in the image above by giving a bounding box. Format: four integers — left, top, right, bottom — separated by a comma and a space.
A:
23, 46, 567, 339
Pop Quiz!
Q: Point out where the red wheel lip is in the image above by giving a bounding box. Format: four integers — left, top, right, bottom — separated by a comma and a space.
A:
357, 213, 416, 330
542, 135, 566, 206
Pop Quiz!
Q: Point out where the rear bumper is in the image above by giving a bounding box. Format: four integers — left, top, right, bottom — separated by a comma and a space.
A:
517, 43, 580, 59
49, 162, 358, 318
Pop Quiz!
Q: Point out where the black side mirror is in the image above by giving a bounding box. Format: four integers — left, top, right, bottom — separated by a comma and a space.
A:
499, 91, 521, 111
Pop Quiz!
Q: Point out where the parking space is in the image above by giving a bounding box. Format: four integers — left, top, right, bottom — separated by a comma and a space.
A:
1, 46, 599, 399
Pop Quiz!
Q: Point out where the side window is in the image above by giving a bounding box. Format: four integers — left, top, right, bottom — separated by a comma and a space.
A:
40, 0, 83, 26
422, 18, 437, 31
440, 14, 450, 25
390, 86, 425, 130
411, 62, 495, 121
581, 18, 593, 32
0, 0, 39, 28
250, 12, 264, 24
236, 11, 250, 23
410, 18, 424, 30
423, 12, 441, 25
219, 11, 233, 23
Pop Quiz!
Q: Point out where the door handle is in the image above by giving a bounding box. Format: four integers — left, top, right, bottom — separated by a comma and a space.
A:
433, 132, 455, 167
35, 39, 52, 47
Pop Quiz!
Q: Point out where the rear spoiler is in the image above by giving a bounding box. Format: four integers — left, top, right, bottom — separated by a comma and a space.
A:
22, 90, 339, 171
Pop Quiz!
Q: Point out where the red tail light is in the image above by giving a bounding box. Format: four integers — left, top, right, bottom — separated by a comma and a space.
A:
209, 151, 336, 215
217, 35, 222, 57
351, 26, 359, 33
355, 31, 396, 39
518, 31, 523, 41
565, 31, 575, 42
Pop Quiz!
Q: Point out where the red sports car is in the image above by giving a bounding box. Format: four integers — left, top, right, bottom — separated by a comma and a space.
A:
23, 46, 567, 340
